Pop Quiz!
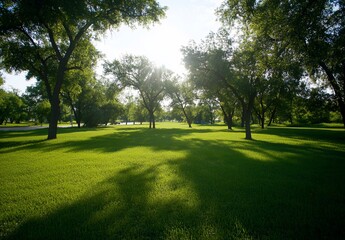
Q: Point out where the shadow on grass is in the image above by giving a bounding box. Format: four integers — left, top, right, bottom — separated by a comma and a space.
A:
4, 126, 345, 239
261, 127, 345, 144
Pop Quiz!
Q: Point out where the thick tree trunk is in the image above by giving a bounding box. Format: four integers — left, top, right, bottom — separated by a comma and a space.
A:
149, 111, 154, 129
226, 114, 233, 130
220, 105, 233, 130
187, 120, 192, 128
244, 109, 252, 140
47, 63, 66, 140
48, 94, 60, 140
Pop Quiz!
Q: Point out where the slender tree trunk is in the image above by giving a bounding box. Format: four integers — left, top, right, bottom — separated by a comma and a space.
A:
268, 106, 277, 126
244, 94, 256, 140
261, 111, 265, 129
152, 113, 156, 129
149, 111, 153, 129
70, 103, 81, 128
220, 105, 232, 130
181, 105, 192, 128
241, 108, 245, 127
76, 108, 81, 128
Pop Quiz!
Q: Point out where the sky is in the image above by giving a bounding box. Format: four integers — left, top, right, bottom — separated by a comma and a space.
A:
2, 0, 223, 93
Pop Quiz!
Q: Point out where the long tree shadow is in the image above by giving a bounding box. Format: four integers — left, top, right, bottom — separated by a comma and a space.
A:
4, 126, 345, 239
1, 127, 225, 154
258, 127, 345, 144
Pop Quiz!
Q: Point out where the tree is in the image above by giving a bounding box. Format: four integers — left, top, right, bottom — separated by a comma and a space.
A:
0, 0, 166, 139
217, 89, 238, 130
104, 55, 171, 129
182, 36, 261, 139
35, 99, 51, 125
69, 80, 122, 128
0, 90, 25, 124
218, 0, 345, 127
132, 100, 149, 124
166, 78, 196, 128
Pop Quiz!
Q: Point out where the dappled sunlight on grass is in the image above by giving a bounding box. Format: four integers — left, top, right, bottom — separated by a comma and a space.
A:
1, 123, 345, 239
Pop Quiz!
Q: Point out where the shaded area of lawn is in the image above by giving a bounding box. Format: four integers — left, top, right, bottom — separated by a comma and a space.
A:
1, 125, 345, 239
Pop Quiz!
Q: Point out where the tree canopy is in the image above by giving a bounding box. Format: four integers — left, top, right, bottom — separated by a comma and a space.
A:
218, 0, 345, 127
104, 55, 172, 129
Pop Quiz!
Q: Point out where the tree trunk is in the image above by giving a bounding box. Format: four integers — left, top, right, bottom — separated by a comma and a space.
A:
244, 94, 256, 140
260, 111, 265, 129
71, 104, 81, 128
149, 111, 153, 129
47, 63, 65, 140
268, 106, 276, 126
244, 109, 252, 140
220, 105, 232, 130
241, 108, 245, 127
181, 105, 192, 128
319, 61, 345, 128
48, 94, 60, 140
226, 114, 233, 130
187, 120, 192, 128
152, 113, 156, 129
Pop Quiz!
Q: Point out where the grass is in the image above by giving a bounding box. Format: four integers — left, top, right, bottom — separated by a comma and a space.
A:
0, 122, 345, 239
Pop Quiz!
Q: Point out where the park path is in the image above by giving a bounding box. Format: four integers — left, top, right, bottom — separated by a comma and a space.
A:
0, 126, 48, 131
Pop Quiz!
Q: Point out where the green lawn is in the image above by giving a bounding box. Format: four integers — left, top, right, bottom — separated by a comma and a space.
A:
1, 123, 345, 239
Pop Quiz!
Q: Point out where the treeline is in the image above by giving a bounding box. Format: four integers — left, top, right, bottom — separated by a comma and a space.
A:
1, 0, 344, 140
0, 70, 341, 128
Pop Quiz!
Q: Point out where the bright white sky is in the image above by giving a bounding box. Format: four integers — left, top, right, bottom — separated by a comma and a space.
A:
2, 0, 222, 93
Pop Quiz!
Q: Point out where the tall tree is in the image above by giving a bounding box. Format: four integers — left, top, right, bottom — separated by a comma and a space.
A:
104, 55, 170, 129
166, 78, 196, 128
218, 0, 345, 127
0, 0, 166, 139
182, 37, 261, 139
